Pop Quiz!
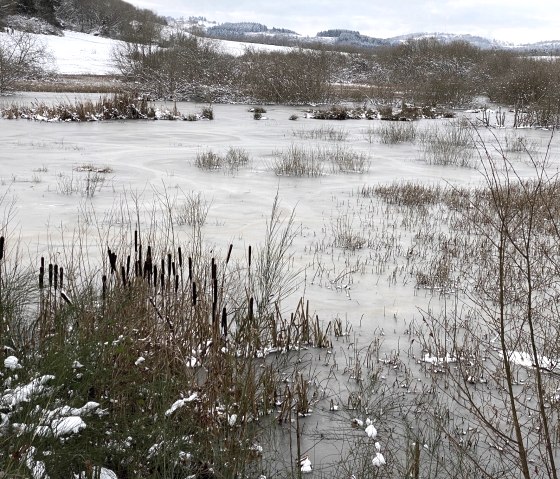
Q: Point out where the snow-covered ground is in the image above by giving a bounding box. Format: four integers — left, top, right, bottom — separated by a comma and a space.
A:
0, 30, 124, 75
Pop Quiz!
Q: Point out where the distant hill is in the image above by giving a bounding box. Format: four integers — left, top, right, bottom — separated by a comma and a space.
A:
2, 5, 559, 56
195, 19, 560, 54
206, 22, 298, 37
385, 32, 513, 50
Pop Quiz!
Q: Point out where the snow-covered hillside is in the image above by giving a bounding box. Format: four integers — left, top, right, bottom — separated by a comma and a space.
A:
0, 30, 123, 75
0, 28, 292, 76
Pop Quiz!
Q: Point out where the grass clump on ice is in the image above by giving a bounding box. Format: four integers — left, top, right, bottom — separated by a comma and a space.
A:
194, 147, 250, 172
272, 144, 369, 176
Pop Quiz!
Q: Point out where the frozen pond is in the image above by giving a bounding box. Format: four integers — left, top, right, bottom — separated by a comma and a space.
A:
0, 97, 486, 330
2, 94, 560, 476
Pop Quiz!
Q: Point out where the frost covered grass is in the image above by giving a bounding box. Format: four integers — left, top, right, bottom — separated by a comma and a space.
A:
271, 144, 369, 176
271, 145, 324, 177
292, 125, 349, 141
420, 120, 475, 167
376, 121, 417, 144
194, 147, 250, 172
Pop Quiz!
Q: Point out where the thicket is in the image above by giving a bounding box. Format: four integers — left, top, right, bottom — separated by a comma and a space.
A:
115, 38, 338, 104
114, 33, 235, 102
113, 34, 560, 110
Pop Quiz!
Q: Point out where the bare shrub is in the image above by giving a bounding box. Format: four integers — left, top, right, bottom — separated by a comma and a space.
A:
175, 191, 212, 227
503, 132, 539, 154
56, 171, 106, 197
195, 149, 223, 170
0, 31, 52, 93
200, 105, 213, 120
56, 172, 79, 195
240, 48, 334, 104
225, 147, 250, 171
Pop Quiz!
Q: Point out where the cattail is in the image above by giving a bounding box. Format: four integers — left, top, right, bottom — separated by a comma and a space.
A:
102, 274, 107, 299
59, 267, 63, 290
60, 290, 72, 305
0, 236, 4, 261
39, 257, 45, 289
248, 245, 252, 269
213, 277, 218, 306
167, 253, 172, 277
48, 263, 53, 288
54, 264, 58, 290
153, 265, 157, 289
145, 262, 152, 284
108, 249, 117, 274
226, 244, 233, 265
134, 230, 138, 253
160, 271, 164, 290
178, 247, 183, 268
126, 255, 130, 278
175, 274, 179, 292
222, 307, 227, 337
188, 257, 192, 281
249, 297, 254, 321
172, 261, 176, 277
211, 258, 216, 280
192, 281, 197, 306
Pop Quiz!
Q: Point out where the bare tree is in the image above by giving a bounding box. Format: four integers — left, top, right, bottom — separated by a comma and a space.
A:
419, 130, 560, 478
0, 31, 51, 93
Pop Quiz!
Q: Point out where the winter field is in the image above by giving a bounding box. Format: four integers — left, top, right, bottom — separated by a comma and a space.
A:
2, 31, 560, 479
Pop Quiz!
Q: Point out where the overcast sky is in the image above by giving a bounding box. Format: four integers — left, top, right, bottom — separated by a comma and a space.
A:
129, 0, 559, 44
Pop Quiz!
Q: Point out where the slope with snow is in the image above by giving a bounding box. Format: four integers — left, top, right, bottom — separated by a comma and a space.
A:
41, 30, 123, 75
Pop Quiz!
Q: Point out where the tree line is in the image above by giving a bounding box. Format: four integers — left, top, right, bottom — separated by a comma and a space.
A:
115, 34, 560, 113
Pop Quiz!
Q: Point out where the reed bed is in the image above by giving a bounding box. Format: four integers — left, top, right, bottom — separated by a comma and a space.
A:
0, 93, 212, 122
0, 194, 341, 478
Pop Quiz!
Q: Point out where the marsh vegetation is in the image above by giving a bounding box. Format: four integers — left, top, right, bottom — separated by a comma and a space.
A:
1, 99, 560, 478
